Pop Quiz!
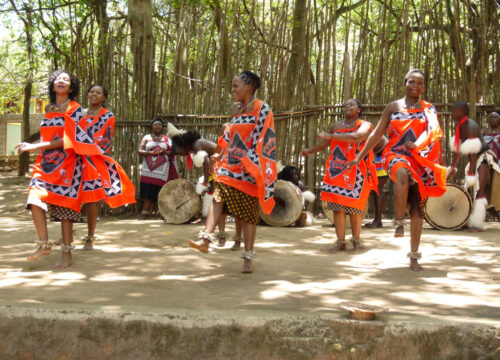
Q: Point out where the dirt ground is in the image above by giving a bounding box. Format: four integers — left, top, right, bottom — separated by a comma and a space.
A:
1, 172, 499, 326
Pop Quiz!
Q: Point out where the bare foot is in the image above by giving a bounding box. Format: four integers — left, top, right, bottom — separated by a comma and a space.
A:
328, 241, 346, 253
364, 221, 382, 228
53, 238, 62, 246
231, 241, 241, 251
409, 258, 423, 272
27, 246, 51, 261
241, 258, 253, 273
82, 236, 95, 251
188, 239, 209, 253
52, 252, 73, 269
394, 225, 404, 237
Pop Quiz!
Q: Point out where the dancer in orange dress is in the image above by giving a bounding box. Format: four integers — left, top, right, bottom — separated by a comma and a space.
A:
302, 99, 377, 251
188, 71, 277, 273
349, 69, 446, 271
78, 84, 136, 248
16, 70, 85, 268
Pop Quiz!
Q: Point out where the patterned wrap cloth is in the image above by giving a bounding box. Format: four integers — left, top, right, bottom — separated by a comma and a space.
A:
27, 102, 135, 216
216, 99, 277, 217
484, 131, 500, 165
76, 107, 136, 207
321, 119, 378, 212
383, 100, 446, 202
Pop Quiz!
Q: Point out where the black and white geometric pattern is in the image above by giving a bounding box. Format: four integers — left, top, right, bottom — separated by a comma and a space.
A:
321, 167, 364, 199
87, 111, 114, 135
40, 117, 65, 128
387, 157, 411, 177
82, 159, 123, 197
70, 106, 85, 123
30, 156, 83, 199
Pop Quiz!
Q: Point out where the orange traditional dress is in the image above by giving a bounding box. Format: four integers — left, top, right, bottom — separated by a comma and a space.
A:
76, 108, 136, 207
27, 101, 87, 214
321, 119, 378, 213
383, 100, 446, 201
215, 99, 277, 223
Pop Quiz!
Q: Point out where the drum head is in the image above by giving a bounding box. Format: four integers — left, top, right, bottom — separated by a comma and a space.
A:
158, 179, 201, 224
424, 183, 472, 230
260, 180, 303, 227
322, 201, 366, 228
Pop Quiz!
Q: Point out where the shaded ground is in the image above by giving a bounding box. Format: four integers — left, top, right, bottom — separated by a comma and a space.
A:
0, 172, 499, 326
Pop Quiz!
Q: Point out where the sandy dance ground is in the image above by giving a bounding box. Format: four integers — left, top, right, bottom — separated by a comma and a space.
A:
0, 172, 499, 359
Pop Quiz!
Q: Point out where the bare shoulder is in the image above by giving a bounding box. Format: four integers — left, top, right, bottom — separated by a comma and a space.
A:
385, 100, 402, 113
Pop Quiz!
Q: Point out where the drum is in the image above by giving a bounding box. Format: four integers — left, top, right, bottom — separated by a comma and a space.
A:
321, 201, 367, 228
158, 179, 201, 224
424, 183, 472, 230
259, 180, 303, 227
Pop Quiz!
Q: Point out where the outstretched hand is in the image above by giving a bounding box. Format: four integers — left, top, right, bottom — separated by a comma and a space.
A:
15, 142, 37, 154
300, 149, 310, 157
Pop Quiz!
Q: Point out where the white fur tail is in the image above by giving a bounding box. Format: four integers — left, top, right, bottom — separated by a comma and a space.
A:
192, 150, 208, 167
202, 194, 213, 218
196, 182, 207, 195
167, 123, 186, 137
468, 197, 488, 230
302, 190, 316, 203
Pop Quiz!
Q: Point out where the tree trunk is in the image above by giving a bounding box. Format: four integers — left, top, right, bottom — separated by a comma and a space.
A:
285, 0, 307, 108
128, 0, 156, 120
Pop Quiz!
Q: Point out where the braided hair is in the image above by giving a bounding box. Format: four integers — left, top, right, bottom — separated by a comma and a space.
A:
238, 71, 260, 94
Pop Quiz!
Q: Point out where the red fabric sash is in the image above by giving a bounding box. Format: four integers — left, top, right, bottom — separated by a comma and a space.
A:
454, 115, 468, 152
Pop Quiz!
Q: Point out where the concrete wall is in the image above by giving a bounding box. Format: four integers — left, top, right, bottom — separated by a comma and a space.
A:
0, 114, 43, 155
0, 307, 499, 360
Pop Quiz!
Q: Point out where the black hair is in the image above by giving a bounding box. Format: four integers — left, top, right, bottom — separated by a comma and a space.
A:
452, 100, 469, 115
150, 117, 164, 130
238, 71, 260, 94
347, 98, 363, 117
171, 130, 201, 150
278, 165, 299, 183
48, 70, 79, 104
404, 69, 425, 86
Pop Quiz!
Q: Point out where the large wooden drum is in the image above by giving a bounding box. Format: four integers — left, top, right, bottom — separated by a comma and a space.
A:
158, 179, 201, 224
424, 183, 472, 230
260, 180, 303, 227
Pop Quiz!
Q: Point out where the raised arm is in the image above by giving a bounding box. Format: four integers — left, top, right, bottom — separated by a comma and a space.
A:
348, 102, 396, 167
